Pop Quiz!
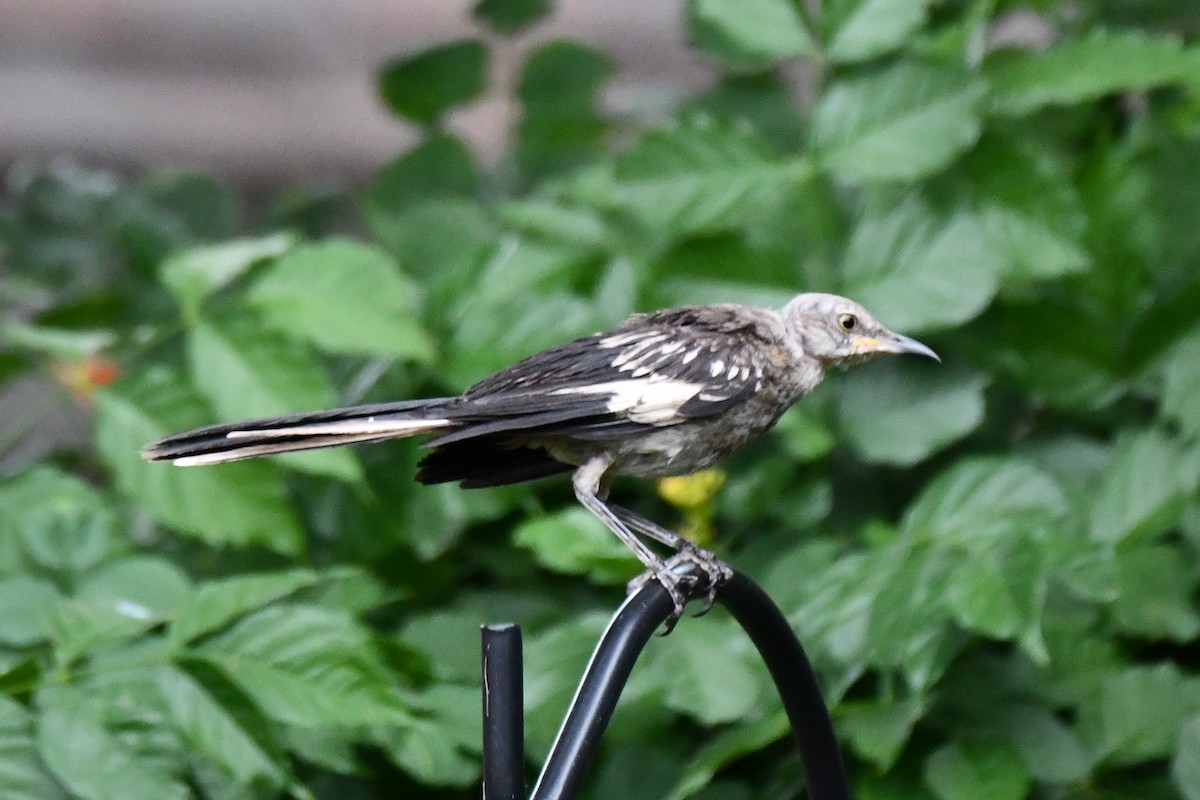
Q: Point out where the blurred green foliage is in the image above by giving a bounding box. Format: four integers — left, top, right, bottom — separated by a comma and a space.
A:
3, 0, 1200, 798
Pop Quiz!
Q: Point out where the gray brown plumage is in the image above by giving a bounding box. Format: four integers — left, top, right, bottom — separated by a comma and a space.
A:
143, 292, 937, 620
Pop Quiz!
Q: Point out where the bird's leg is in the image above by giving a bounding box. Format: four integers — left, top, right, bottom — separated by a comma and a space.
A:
572, 458, 694, 625
611, 505, 732, 615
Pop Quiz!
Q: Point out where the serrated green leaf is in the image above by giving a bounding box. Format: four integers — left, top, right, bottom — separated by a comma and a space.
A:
902, 458, 1068, 545
37, 688, 189, 800
1174, 716, 1200, 800
95, 369, 304, 554
188, 313, 361, 482
1090, 429, 1194, 543
379, 683, 480, 787
378, 40, 488, 124
45, 598, 155, 666
841, 196, 1003, 332
569, 120, 812, 236
688, 0, 812, 71
472, 0, 550, 34
836, 363, 986, 466
924, 739, 1030, 800
824, 0, 929, 63
986, 29, 1200, 115
198, 605, 407, 727
245, 239, 434, 361
812, 61, 985, 183
169, 569, 319, 646
514, 507, 640, 585
157, 666, 283, 787
159, 234, 294, 317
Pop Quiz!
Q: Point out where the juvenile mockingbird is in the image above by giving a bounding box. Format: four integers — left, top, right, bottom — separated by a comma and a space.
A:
144, 293, 937, 621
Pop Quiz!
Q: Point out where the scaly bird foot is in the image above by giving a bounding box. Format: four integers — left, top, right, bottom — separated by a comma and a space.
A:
627, 548, 733, 634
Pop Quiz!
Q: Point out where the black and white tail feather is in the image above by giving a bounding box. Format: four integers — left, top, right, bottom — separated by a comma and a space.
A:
142, 295, 938, 628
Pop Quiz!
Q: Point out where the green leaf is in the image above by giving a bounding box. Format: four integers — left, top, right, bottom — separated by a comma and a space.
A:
365, 135, 479, 245
688, 0, 812, 71
569, 120, 812, 236
642, 617, 762, 725
198, 605, 407, 727
836, 363, 987, 466
943, 556, 1022, 639
1085, 664, 1200, 763
902, 458, 1069, 545
378, 40, 488, 125
840, 695, 925, 771
188, 313, 361, 482
986, 29, 1200, 116
1113, 543, 1200, 641
962, 137, 1090, 283
1001, 705, 1092, 784
516, 41, 612, 180
159, 234, 294, 318
812, 61, 986, 183
0, 698, 66, 800
0, 577, 59, 646
78, 556, 193, 623
245, 239, 434, 361
924, 739, 1030, 800
0, 322, 115, 360
1174, 715, 1200, 800
1161, 325, 1200, 440
37, 688, 189, 800
95, 369, 304, 554
169, 569, 319, 646
1089, 429, 1195, 544
156, 666, 284, 787
472, 0, 550, 34
514, 507, 640, 585
667, 710, 789, 800
45, 598, 156, 666
840, 196, 1004, 332
823, 0, 930, 63
379, 683, 480, 787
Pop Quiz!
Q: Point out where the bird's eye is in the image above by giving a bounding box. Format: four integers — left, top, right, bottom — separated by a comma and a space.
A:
837, 314, 858, 332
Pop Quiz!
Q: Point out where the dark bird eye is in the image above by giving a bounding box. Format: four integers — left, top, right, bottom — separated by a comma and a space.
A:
838, 314, 858, 332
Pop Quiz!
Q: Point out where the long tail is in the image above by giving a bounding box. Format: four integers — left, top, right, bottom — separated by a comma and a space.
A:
141, 398, 457, 466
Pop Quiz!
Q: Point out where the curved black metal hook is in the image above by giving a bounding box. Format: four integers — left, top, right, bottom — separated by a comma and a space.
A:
482, 569, 850, 800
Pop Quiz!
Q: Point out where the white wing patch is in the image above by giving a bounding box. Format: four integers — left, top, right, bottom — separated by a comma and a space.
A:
551, 378, 702, 424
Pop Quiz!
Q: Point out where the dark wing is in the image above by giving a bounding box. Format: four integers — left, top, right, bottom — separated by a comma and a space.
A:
428, 305, 777, 445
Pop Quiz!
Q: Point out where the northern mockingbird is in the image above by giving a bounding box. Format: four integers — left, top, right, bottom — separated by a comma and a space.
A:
144, 293, 937, 623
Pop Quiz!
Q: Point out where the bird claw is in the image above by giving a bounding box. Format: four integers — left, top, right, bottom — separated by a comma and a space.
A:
627, 548, 733, 634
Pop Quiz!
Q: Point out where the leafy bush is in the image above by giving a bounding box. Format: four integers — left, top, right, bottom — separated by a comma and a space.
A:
3, 1, 1200, 798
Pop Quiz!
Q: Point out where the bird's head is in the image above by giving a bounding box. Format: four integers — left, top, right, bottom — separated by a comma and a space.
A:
782, 293, 939, 368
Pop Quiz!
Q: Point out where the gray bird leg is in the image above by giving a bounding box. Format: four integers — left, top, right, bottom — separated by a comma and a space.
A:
572, 457, 692, 622
611, 505, 733, 614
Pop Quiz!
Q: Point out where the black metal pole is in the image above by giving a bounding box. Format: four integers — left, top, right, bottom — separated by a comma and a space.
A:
717, 573, 851, 800
482, 623, 525, 800
528, 583, 676, 800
